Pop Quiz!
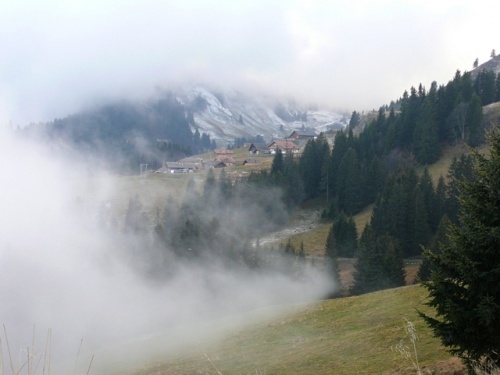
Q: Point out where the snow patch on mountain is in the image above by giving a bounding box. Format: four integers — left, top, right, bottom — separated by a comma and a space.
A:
175, 85, 349, 144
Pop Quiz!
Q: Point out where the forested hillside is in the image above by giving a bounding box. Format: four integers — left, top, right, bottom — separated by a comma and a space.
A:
241, 64, 500, 295
20, 93, 216, 173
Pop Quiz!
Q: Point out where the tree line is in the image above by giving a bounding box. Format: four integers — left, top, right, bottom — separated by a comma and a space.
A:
21, 93, 217, 173
113, 167, 312, 283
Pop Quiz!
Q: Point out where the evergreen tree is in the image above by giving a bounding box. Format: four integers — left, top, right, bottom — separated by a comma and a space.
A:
496, 72, 500, 102
434, 175, 447, 230
421, 128, 500, 369
466, 93, 484, 147
371, 166, 420, 257
399, 87, 421, 147
413, 186, 432, 251
351, 224, 378, 294
282, 151, 304, 208
351, 225, 406, 295
416, 214, 451, 282
348, 110, 361, 130
271, 148, 284, 175
413, 97, 441, 164
337, 148, 363, 215
327, 212, 358, 257
419, 168, 439, 230
363, 156, 384, 204
445, 154, 475, 224
329, 129, 349, 197
380, 235, 406, 288
475, 69, 497, 105
300, 135, 329, 200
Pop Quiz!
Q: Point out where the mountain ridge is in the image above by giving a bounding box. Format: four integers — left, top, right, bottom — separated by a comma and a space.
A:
174, 84, 349, 143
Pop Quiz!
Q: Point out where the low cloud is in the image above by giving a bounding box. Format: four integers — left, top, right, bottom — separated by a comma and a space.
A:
0, 127, 333, 374
1, 1, 498, 125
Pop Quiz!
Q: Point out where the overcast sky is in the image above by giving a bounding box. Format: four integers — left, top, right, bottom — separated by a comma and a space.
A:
0, 0, 498, 125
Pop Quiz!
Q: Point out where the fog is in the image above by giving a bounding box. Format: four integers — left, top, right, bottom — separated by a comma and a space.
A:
1, 1, 499, 372
0, 125, 333, 374
1, 1, 499, 125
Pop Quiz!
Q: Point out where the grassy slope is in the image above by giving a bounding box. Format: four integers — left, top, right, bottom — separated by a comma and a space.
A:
101, 142, 487, 374
134, 285, 463, 375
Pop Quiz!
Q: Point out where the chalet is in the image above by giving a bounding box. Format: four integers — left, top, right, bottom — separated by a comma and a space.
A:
288, 130, 317, 140
267, 140, 301, 154
216, 156, 236, 166
177, 157, 204, 170
163, 161, 197, 173
204, 160, 227, 169
248, 143, 269, 155
214, 148, 234, 158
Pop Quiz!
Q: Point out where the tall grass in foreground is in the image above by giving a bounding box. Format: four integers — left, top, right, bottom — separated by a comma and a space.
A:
392, 318, 424, 375
393, 319, 500, 375
0, 325, 93, 375
472, 355, 500, 375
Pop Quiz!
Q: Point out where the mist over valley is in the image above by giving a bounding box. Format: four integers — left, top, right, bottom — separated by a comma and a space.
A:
2, 2, 500, 374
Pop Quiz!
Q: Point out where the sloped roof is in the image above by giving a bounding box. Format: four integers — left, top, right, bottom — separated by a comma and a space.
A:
289, 129, 317, 138
248, 142, 268, 151
268, 140, 301, 150
165, 162, 197, 169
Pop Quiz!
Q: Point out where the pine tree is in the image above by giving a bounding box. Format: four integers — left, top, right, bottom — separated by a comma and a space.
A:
413, 97, 441, 164
496, 72, 500, 102
475, 69, 497, 105
351, 225, 405, 295
380, 235, 406, 288
329, 212, 358, 257
434, 175, 447, 230
416, 215, 451, 282
337, 148, 363, 215
421, 128, 500, 369
351, 224, 378, 294
271, 148, 284, 175
419, 168, 439, 230
413, 186, 432, 252
348, 110, 361, 130
445, 155, 475, 224
466, 93, 484, 147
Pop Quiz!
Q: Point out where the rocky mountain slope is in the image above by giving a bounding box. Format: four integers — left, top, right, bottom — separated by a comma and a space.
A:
472, 54, 500, 78
175, 84, 349, 143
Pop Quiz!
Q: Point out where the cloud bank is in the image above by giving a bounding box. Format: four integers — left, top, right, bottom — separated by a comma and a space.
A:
0, 124, 333, 374
0, 0, 498, 125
